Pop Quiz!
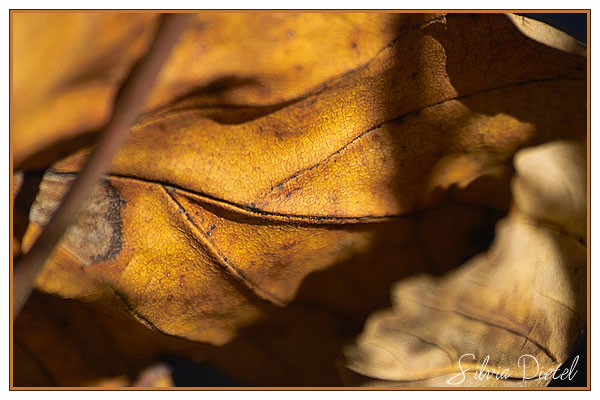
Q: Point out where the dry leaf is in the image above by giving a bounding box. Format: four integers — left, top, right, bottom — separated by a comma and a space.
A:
13, 291, 209, 387
12, 13, 159, 168
12, 13, 586, 386
343, 141, 586, 387
14, 13, 437, 169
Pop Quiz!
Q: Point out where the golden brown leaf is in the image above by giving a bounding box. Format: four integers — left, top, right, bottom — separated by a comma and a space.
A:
13, 13, 587, 386
14, 12, 434, 169
12, 13, 159, 167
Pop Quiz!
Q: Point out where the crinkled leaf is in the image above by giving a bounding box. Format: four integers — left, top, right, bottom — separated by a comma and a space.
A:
13, 13, 586, 386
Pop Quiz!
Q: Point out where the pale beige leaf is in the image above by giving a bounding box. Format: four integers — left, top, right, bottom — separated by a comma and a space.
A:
344, 141, 586, 387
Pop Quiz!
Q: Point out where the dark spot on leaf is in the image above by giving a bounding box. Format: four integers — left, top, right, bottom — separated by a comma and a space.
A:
281, 240, 298, 250
31, 174, 126, 266
210, 224, 216, 230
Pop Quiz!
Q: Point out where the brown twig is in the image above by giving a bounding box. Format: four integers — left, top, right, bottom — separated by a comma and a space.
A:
12, 13, 192, 318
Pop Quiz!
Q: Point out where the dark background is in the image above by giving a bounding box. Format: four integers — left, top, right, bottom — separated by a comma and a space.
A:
517, 13, 587, 43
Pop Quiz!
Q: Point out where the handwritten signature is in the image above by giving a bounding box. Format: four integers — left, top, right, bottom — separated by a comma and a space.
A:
447, 354, 579, 385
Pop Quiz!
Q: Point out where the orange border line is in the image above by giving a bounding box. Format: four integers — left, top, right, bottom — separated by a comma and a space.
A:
9, 9, 591, 391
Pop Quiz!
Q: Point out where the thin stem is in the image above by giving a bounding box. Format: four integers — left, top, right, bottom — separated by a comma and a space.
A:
12, 13, 192, 318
